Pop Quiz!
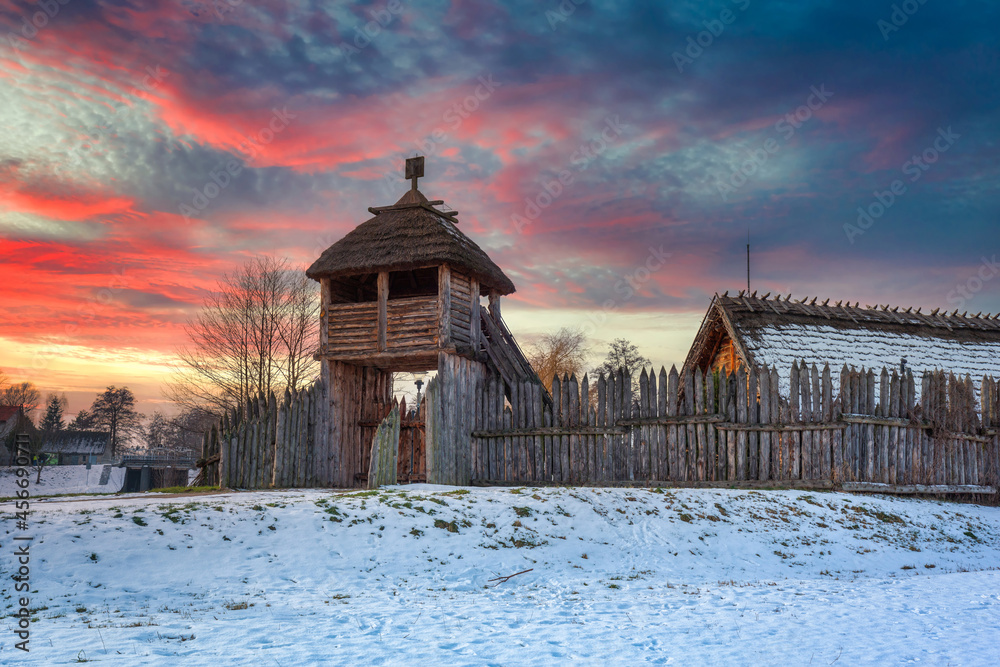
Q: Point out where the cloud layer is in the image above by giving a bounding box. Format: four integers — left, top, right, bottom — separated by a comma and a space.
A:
1, 0, 998, 413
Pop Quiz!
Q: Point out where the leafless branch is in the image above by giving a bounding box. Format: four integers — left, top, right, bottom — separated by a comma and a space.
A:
487, 568, 534, 586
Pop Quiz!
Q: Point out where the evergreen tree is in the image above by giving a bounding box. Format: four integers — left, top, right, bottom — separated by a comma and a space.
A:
40, 394, 68, 436
68, 409, 95, 430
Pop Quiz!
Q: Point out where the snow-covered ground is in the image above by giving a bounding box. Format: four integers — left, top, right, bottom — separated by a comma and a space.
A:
3, 486, 999, 665
0, 465, 124, 497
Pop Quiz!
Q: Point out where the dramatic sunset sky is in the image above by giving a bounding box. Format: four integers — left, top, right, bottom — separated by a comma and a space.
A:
1, 0, 998, 418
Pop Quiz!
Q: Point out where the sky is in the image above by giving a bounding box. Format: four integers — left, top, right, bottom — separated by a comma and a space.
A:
1, 0, 998, 419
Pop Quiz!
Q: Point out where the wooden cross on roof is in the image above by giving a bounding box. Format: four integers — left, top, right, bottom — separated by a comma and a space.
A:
405, 156, 424, 191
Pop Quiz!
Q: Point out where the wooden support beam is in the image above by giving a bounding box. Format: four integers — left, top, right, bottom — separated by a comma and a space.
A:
617, 414, 725, 425
715, 422, 847, 431
377, 272, 388, 352
470, 277, 480, 354
320, 278, 331, 353
472, 426, 627, 437
439, 265, 451, 348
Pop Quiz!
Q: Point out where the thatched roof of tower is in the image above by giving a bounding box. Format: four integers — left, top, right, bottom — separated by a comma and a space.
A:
306, 187, 515, 296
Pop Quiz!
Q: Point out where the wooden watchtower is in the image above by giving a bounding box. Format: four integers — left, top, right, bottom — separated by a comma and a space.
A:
307, 157, 535, 485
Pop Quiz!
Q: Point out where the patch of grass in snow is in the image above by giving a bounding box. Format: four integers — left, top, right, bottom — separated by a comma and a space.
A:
873, 510, 905, 525
798, 495, 825, 508
343, 490, 381, 498
434, 519, 459, 533
496, 535, 546, 549
513, 506, 532, 518
160, 507, 185, 523
89, 553, 98, 562
224, 600, 253, 610
132, 516, 147, 526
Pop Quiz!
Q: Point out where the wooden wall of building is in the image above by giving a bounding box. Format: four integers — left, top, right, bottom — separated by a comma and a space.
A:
322, 265, 482, 362
448, 269, 479, 352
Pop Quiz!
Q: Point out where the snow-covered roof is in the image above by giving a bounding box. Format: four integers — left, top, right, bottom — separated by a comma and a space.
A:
42, 430, 110, 456
0, 405, 23, 439
683, 292, 1000, 396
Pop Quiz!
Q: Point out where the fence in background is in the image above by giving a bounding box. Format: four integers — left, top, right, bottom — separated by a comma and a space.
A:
472, 362, 999, 494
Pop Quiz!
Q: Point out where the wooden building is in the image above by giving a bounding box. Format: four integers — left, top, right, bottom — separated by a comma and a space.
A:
683, 291, 1000, 393
41, 430, 111, 465
305, 157, 541, 486
0, 405, 26, 465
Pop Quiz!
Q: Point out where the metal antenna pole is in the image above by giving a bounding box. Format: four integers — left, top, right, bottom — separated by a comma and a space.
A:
746, 228, 750, 293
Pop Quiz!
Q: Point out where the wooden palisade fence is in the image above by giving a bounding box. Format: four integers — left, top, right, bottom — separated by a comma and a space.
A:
197, 381, 425, 489
198, 361, 998, 495
472, 362, 999, 494
198, 380, 330, 488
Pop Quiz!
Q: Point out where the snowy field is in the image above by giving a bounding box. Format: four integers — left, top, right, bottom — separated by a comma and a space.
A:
2, 486, 999, 665
0, 465, 125, 497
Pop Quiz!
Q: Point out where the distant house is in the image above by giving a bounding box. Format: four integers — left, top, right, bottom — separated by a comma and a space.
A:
0, 405, 24, 439
682, 292, 1000, 392
1, 406, 28, 465
42, 431, 112, 465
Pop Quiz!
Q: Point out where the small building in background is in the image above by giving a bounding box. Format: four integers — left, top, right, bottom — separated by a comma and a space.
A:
683, 292, 1000, 393
0, 405, 24, 439
41, 430, 112, 466
0, 405, 27, 465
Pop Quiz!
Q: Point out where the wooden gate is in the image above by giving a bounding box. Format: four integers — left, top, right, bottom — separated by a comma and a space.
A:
398, 397, 427, 483
359, 396, 427, 485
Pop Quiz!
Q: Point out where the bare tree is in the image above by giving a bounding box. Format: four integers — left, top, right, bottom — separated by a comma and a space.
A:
89, 386, 144, 458
526, 328, 589, 391
170, 408, 219, 460
166, 256, 319, 414
1, 381, 42, 419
